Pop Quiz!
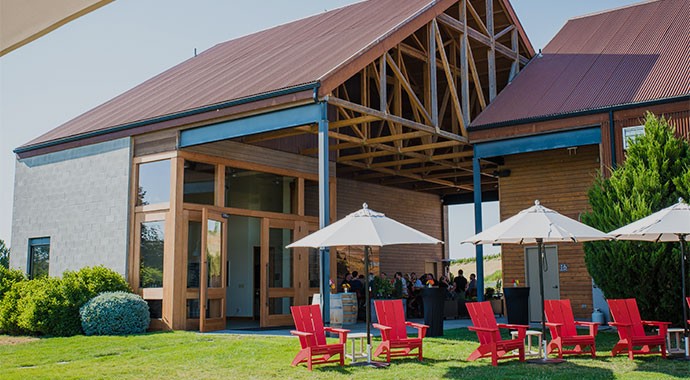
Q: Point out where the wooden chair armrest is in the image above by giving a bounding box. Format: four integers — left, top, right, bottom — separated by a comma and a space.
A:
608, 321, 631, 327
498, 323, 529, 330
545, 322, 563, 327
575, 321, 600, 336
290, 330, 313, 337
324, 327, 350, 344
642, 320, 671, 326
468, 326, 499, 333
406, 322, 429, 339
372, 323, 391, 331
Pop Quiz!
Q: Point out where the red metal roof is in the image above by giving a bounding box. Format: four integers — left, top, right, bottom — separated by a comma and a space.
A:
470, 0, 690, 129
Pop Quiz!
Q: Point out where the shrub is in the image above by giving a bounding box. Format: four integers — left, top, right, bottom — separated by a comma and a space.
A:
1, 266, 131, 336
0, 266, 25, 300
582, 113, 690, 325
80, 292, 150, 335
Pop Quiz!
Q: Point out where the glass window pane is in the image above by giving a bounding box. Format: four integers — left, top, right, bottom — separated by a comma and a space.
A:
183, 161, 215, 205
137, 160, 170, 206
146, 300, 162, 319
206, 219, 222, 288
140, 221, 165, 288
268, 297, 293, 315
187, 221, 202, 288
304, 180, 319, 217
186, 299, 200, 319
309, 248, 319, 288
268, 228, 293, 288
29, 239, 50, 279
225, 168, 296, 213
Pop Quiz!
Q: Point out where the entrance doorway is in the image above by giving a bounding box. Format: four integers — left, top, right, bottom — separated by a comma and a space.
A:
525, 246, 560, 322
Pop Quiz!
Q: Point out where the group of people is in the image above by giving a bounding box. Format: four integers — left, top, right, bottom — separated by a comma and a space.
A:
337, 268, 477, 319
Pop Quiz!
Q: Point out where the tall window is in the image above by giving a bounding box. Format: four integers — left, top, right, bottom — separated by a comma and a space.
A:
137, 160, 170, 206
140, 221, 165, 288
28, 237, 50, 279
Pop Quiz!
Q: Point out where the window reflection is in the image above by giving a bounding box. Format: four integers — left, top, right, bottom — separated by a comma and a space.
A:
140, 221, 164, 288
183, 161, 215, 205
268, 228, 293, 288
137, 160, 170, 206
225, 168, 296, 213
187, 221, 201, 288
206, 220, 222, 288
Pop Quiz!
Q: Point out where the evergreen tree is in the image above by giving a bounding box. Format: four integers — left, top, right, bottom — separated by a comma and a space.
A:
0, 240, 9, 269
582, 112, 690, 324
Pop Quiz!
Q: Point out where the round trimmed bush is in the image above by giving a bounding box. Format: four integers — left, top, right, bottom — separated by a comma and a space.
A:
80, 292, 150, 335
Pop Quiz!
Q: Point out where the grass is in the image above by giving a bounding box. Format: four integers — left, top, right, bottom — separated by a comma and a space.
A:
1, 329, 688, 379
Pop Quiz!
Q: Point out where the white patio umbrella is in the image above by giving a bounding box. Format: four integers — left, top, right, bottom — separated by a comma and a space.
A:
287, 203, 442, 366
463, 200, 610, 364
609, 198, 690, 358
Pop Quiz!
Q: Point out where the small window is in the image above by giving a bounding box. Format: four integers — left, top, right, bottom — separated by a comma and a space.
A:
183, 161, 215, 205
28, 237, 50, 279
137, 160, 171, 206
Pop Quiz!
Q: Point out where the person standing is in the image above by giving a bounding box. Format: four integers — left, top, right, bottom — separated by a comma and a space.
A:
453, 269, 468, 298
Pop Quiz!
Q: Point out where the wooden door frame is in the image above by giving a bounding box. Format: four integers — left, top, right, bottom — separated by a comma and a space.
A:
199, 208, 228, 332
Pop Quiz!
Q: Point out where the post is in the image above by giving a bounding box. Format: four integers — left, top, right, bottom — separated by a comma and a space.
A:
537, 239, 547, 360
681, 235, 689, 357
318, 101, 331, 323
429, 21, 439, 130
472, 153, 484, 301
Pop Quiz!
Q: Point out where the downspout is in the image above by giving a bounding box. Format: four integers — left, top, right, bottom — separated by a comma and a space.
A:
609, 110, 617, 169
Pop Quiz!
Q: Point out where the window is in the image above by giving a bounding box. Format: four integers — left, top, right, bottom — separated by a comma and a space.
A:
140, 221, 165, 288
137, 160, 170, 206
183, 161, 215, 205
28, 237, 50, 279
225, 167, 296, 213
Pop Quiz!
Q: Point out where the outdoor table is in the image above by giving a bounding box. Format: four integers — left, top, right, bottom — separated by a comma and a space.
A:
657, 327, 685, 355
345, 332, 368, 362
511, 329, 543, 357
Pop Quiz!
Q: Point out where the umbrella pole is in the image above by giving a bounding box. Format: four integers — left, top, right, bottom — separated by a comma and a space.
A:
528, 239, 564, 364
681, 236, 689, 358
365, 245, 372, 363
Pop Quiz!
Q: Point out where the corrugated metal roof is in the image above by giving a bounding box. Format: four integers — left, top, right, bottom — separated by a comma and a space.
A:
470, 0, 690, 129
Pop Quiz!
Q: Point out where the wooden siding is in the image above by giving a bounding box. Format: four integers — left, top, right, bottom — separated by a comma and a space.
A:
498, 145, 600, 318
133, 129, 178, 157
337, 178, 443, 277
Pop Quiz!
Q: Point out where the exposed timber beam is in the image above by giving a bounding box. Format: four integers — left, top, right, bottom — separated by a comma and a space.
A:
494, 24, 515, 40
486, 0, 497, 101
340, 159, 473, 191
338, 140, 462, 162
300, 131, 428, 155
385, 53, 432, 125
433, 19, 467, 137
325, 96, 467, 143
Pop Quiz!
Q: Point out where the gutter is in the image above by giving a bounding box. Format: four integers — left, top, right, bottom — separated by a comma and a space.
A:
14, 82, 320, 154
468, 94, 690, 131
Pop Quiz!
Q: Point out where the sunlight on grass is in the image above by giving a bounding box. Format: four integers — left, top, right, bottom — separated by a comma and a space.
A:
0, 329, 687, 379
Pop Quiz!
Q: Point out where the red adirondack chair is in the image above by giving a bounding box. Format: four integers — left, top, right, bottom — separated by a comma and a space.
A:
290, 304, 349, 370
544, 299, 599, 358
372, 299, 428, 362
466, 301, 528, 366
607, 298, 669, 360
686, 297, 690, 324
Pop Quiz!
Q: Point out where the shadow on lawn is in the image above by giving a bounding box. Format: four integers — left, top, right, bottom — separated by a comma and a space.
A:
444, 360, 616, 380
598, 355, 690, 379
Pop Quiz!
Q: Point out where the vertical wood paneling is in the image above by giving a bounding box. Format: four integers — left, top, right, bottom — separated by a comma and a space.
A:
499, 145, 600, 318
337, 178, 443, 277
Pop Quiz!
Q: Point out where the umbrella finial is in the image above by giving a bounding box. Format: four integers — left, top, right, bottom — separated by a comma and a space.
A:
363, 202, 369, 209
535, 200, 541, 206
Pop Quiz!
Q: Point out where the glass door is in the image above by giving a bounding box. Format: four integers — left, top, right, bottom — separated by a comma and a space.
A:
200, 209, 227, 332
261, 219, 298, 327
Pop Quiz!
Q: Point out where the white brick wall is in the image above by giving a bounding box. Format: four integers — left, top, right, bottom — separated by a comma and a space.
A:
11, 138, 131, 277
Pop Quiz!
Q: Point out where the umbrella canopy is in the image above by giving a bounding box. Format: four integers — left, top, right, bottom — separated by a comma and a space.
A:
463, 200, 610, 245
287, 203, 442, 365
462, 200, 610, 364
609, 198, 690, 358
609, 199, 690, 242
287, 203, 442, 248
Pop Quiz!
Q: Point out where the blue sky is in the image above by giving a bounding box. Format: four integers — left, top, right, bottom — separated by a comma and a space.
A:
0, 0, 640, 256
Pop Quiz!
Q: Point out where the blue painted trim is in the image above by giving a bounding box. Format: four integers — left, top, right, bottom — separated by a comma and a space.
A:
472, 155, 484, 302
317, 101, 331, 323
179, 103, 322, 147
474, 127, 601, 159
15, 82, 320, 154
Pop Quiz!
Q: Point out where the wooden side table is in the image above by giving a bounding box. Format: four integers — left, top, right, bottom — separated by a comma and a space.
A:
511, 330, 543, 357
345, 332, 368, 362
661, 327, 685, 355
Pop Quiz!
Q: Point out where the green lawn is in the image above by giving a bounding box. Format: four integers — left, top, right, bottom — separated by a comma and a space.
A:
1, 329, 688, 379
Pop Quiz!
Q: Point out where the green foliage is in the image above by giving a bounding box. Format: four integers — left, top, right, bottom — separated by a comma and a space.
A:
80, 292, 150, 336
582, 113, 690, 325
140, 266, 163, 288
0, 266, 131, 336
0, 239, 9, 269
0, 266, 25, 300
450, 253, 500, 265
372, 276, 393, 299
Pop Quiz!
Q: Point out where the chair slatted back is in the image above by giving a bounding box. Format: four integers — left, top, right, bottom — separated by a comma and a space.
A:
467, 301, 501, 344
291, 305, 327, 348
544, 299, 577, 337
374, 300, 408, 340
686, 297, 690, 310
608, 298, 645, 339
